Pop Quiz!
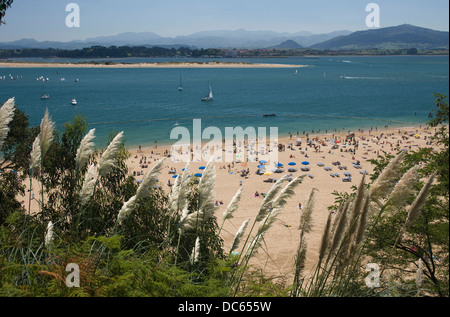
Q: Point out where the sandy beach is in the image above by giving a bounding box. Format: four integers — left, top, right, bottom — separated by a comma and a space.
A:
123, 124, 438, 279
0, 61, 306, 69
18, 124, 440, 281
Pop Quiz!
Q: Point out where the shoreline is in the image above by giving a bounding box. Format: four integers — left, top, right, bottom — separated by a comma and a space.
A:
0, 61, 306, 69
123, 122, 428, 154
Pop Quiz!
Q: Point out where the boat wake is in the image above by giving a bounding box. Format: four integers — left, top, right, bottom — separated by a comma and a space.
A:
340, 76, 386, 80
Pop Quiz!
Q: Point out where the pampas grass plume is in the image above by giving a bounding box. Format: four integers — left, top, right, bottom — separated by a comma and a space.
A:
98, 131, 124, 176
318, 213, 333, 266
198, 156, 216, 218
190, 237, 201, 265
299, 187, 318, 234
178, 210, 204, 233
231, 219, 250, 253
39, 108, 55, 158
79, 164, 97, 206
117, 195, 137, 224
0, 97, 15, 149
256, 174, 289, 222
222, 187, 243, 221
135, 157, 166, 200
30, 136, 41, 176
370, 151, 406, 201
405, 173, 436, 229
76, 128, 96, 170
45, 221, 54, 248
385, 165, 421, 211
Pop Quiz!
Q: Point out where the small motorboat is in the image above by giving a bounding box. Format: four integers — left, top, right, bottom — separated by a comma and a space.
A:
71, 98, 77, 105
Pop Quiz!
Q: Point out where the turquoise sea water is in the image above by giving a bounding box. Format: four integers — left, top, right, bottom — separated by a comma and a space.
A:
1, 56, 448, 148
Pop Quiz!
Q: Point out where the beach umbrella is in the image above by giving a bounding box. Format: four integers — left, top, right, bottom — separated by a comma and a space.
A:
259, 160, 268, 164
302, 161, 310, 166
199, 166, 206, 170
264, 172, 273, 176
288, 162, 297, 166
194, 173, 203, 177
257, 165, 266, 169
275, 163, 283, 167
172, 175, 178, 178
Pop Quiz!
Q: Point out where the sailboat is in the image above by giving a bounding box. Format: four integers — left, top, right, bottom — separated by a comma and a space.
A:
178, 75, 183, 92
40, 82, 50, 100
201, 83, 213, 102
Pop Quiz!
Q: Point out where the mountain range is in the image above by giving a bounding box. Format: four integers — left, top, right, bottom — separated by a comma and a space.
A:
0, 24, 448, 51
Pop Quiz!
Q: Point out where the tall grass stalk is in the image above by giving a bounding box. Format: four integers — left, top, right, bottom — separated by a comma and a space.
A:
116, 158, 166, 225
75, 128, 96, 174
98, 131, 124, 177
219, 187, 243, 235
38, 109, 55, 216
370, 151, 406, 203
230, 219, 250, 254
0, 97, 15, 149
292, 187, 317, 296
232, 175, 305, 296
29, 136, 41, 215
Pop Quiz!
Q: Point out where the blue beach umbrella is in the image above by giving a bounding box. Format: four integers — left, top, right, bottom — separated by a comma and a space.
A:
288, 162, 297, 166
259, 160, 268, 164
199, 166, 206, 170
172, 175, 178, 179
257, 165, 266, 169
194, 173, 203, 177
275, 163, 283, 167
302, 161, 310, 166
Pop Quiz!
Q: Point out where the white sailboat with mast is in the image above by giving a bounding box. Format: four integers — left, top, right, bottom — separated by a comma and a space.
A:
178, 74, 183, 91
201, 83, 213, 102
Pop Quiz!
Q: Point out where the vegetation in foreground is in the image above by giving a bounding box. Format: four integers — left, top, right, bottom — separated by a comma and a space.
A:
0, 94, 448, 297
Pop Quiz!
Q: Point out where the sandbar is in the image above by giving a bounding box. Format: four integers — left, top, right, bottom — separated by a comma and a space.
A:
0, 61, 306, 69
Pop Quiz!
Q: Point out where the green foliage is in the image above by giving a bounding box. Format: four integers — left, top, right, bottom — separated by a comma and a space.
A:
364, 94, 449, 297
0, 0, 13, 24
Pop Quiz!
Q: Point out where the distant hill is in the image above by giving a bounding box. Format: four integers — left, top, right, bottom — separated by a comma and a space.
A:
312, 24, 449, 50
1, 25, 447, 51
271, 40, 303, 49
0, 29, 351, 50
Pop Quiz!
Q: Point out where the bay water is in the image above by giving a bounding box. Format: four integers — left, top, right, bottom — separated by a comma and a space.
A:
1, 55, 448, 149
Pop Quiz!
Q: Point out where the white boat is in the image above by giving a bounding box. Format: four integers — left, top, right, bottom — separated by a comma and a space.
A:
40, 94, 50, 100
71, 98, 77, 105
294, 69, 298, 75
178, 75, 183, 91
201, 83, 213, 102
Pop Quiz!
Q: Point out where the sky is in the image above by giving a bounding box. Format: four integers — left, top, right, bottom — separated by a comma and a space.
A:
0, 0, 448, 42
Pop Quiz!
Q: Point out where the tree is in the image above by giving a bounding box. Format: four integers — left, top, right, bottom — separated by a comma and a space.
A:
367, 94, 449, 297
0, 107, 37, 224
0, 0, 13, 24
